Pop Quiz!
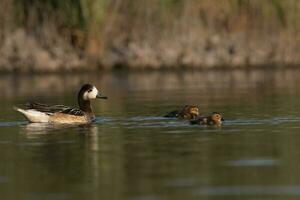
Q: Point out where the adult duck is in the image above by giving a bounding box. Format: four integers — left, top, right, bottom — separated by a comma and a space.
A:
14, 84, 107, 124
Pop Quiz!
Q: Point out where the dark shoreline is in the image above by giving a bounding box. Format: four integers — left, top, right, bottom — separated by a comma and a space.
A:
1, 63, 300, 75
2, 68, 300, 99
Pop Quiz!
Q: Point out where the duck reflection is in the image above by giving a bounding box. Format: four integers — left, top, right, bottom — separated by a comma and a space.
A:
16, 123, 108, 197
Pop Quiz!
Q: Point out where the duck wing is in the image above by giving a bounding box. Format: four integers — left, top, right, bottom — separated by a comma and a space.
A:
26, 102, 85, 116
60, 107, 85, 116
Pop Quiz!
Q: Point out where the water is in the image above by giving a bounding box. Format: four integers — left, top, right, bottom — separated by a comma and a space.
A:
1, 69, 300, 200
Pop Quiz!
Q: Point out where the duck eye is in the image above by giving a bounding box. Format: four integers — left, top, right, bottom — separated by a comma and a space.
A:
88, 89, 93, 93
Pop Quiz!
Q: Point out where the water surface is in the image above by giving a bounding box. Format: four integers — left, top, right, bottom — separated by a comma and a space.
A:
1, 69, 300, 200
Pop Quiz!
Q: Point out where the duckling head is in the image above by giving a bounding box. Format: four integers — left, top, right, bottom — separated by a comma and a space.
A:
211, 112, 224, 125
178, 105, 200, 119
79, 84, 107, 101
188, 106, 199, 116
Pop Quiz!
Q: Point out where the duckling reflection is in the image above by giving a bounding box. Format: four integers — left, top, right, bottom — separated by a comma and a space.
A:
190, 112, 224, 126
164, 105, 200, 120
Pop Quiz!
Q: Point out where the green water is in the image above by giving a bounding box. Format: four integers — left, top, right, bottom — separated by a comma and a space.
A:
1, 70, 300, 200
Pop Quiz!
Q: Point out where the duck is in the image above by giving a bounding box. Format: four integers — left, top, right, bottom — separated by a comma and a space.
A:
190, 112, 224, 126
164, 105, 200, 120
14, 83, 107, 124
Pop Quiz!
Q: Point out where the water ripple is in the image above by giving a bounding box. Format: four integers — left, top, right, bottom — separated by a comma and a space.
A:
227, 117, 300, 126
224, 158, 280, 167
0, 121, 26, 127
1, 116, 300, 131
194, 186, 300, 196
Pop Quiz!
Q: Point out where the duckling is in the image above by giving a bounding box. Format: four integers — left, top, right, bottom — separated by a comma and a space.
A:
14, 84, 107, 124
190, 112, 224, 126
164, 105, 200, 120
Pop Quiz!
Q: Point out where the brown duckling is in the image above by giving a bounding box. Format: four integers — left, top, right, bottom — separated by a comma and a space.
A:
190, 112, 224, 126
164, 105, 200, 120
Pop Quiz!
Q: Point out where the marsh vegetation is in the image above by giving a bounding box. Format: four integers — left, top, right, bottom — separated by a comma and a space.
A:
1, 0, 300, 72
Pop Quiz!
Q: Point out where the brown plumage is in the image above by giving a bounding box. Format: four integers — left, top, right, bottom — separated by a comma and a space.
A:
164, 105, 200, 120
190, 112, 224, 126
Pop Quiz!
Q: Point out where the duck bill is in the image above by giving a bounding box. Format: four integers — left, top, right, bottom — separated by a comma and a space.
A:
96, 93, 108, 99
221, 117, 225, 121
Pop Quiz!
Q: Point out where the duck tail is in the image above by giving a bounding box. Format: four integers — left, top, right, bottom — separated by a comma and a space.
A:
13, 106, 22, 112
13, 106, 50, 123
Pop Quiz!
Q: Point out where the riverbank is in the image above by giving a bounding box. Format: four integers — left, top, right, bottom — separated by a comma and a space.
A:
1, 28, 299, 73
1, 1, 300, 72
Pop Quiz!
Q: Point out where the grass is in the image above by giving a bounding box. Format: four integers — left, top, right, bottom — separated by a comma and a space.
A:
1, 0, 300, 71
9, 0, 297, 32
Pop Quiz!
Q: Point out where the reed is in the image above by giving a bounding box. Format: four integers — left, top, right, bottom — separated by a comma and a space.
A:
0, 0, 300, 72
7, 0, 300, 34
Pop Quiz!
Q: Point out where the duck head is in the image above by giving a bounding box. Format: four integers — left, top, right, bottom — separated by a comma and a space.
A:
79, 84, 107, 101
211, 112, 224, 125
179, 105, 200, 119
188, 106, 199, 116
78, 84, 107, 112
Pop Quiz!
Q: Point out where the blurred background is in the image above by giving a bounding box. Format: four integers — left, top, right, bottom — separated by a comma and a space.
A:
3, 1, 300, 200
1, 0, 300, 72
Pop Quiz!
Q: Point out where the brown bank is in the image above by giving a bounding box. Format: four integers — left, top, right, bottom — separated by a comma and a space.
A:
1, 0, 300, 73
